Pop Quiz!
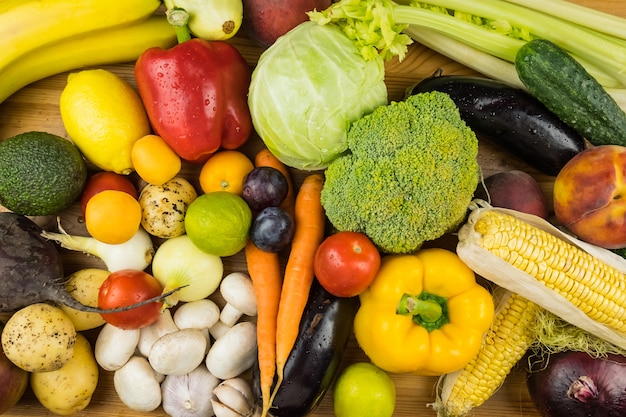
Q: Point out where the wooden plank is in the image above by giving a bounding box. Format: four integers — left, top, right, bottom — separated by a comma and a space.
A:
0, 1, 624, 416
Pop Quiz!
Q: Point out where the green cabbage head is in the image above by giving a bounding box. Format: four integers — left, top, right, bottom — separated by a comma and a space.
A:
248, 21, 388, 170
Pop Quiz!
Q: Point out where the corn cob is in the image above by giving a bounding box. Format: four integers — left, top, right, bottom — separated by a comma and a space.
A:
433, 289, 540, 417
0, 16, 177, 104
1, 0, 161, 73
457, 204, 626, 350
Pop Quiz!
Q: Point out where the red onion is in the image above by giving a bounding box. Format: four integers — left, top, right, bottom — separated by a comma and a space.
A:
526, 350, 626, 416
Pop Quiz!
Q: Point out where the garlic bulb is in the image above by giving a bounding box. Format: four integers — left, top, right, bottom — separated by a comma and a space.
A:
161, 365, 220, 417
212, 377, 255, 417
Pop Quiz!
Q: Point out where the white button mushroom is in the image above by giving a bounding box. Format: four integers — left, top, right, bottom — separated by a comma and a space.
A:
149, 328, 208, 376
206, 321, 257, 380
94, 323, 140, 371
113, 356, 162, 413
219, 272, 257, 327
173, 298, 221, 330
137, 308, 179, 357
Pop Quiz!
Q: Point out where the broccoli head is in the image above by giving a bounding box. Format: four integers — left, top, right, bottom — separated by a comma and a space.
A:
320, 91, 479, 254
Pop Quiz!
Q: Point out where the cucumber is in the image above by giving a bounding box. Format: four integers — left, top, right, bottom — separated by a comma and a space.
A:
409, 75, 585, 176
515, 39, 626, 147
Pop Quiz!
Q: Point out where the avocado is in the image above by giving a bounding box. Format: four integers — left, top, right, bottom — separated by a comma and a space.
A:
0, 131, 87, 215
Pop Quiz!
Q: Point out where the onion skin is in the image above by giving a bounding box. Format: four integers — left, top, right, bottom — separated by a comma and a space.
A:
527, 350, 626, 416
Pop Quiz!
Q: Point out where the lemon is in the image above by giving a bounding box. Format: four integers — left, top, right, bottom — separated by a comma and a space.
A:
184, 191, 252, 257
59, 69, 151, 174
333, 362, 396, 417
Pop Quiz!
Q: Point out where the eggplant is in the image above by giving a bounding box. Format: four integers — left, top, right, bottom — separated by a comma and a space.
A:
252, 279, 359, 417
409, 75, 586, 176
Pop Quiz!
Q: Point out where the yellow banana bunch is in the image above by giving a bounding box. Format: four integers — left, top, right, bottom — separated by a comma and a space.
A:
0, 16, 177, 103
0, 0, 174, 104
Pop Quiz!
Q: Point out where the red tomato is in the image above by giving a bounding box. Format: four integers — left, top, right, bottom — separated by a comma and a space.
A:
313, 231, 381, 298
98, 269, 164, 330
80, 171, 138, 216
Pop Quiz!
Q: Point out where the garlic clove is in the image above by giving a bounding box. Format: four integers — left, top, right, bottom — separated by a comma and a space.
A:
162, 365, 220, 417
212, 377, 255, 417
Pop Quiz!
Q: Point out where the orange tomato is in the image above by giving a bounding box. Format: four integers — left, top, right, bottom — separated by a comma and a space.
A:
85, 189, 142, 244
131, 134, 181, 185
199, 150, 254, 195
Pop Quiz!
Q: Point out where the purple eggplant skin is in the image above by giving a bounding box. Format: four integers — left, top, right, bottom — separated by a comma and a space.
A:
252, 279, 359, 417
409, 75, 586, 176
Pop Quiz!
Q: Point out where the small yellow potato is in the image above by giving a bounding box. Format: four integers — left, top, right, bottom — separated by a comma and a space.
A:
30, 333, 99, 415
1, 303, 76, 372
139, 177, 198, 239
60, 268, 110, 331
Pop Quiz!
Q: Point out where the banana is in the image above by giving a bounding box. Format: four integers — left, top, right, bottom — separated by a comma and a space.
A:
0, 15, 177, 104
1, 0, 161, 72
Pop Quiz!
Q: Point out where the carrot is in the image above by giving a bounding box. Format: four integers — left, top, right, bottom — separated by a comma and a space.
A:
254, 148, 296, 218
244, 240, 282, 417
271, 173, 326, 401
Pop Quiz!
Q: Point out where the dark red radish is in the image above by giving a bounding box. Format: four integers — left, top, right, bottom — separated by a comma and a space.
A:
0, 212, 178, 313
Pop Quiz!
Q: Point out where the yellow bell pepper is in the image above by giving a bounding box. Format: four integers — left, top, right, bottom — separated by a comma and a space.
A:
354, 248, 494, 375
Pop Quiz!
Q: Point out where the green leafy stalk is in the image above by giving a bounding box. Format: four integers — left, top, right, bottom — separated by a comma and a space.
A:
309, 0, 626, 87
503, 0, 626, 40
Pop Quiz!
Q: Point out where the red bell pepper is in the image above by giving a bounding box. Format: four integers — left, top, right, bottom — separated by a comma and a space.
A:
135, 37, 252, 163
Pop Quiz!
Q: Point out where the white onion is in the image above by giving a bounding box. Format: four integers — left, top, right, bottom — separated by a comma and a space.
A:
151, 235, 224, 307
41, 225, 154, 271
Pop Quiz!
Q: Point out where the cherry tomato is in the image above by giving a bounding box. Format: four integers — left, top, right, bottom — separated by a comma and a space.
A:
80, 171, 138, 216
313, 231, 381, 298
98, 269, 164, 330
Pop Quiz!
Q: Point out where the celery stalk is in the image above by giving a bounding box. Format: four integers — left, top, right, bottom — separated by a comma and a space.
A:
502, 0, 626, 40
399, 0, 626, 86
309, 0, 626, 87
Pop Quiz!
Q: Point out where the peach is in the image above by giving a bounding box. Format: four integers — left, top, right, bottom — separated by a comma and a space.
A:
474, 170, 549, 219
553, 145, 626, 249
242, 0, 332, 48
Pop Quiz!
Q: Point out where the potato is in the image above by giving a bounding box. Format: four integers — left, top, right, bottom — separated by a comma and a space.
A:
60, 268, 110, 331
1, 303, 76, 372
30, 333, 98, 415
139, 177, 198, 238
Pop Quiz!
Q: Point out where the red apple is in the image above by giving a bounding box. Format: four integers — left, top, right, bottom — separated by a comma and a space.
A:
553, 145, 626, 248
0, 324, 29, 414
242, 0, 332, 48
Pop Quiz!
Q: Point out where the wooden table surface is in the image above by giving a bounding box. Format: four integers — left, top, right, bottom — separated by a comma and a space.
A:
1, 1, 624, 416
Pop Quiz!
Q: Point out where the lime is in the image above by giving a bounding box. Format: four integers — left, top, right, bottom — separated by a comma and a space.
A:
333, 362, 396, 417
184, 191, 252, 257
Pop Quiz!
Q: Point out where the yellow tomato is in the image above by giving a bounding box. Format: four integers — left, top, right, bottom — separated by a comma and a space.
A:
85, 189, 141, 244
131, 134, 181, 185
199, 150, 254, 195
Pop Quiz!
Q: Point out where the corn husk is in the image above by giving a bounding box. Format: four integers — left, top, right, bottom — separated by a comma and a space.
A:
457, 200, 626, 350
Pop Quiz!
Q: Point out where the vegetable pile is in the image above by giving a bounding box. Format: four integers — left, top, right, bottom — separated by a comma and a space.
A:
4, 1, 626, 417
